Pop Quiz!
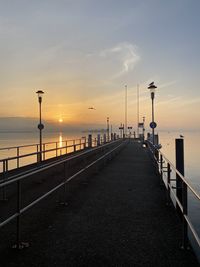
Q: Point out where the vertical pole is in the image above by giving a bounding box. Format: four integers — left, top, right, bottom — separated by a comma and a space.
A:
103, 133, 106, 144
43, 144, 45, 160
36, 144, 39, 162
17, 179, 21, 249
175, 138, 188, 249
176, 138, 184, 205
152, 97, 155, 145
167, 163, 171, 204
73, 140, 76, 152
88, 134, 92, 148
2, 160, 7, 201
56, 142, 58, 157
160, 154, 163, 180
137, 84, 139, 138
143, 116, 145, 142
107, 117, 109, 142
16, 147, 19, 167
97, 134, 101, 146
39, 101, 42, 162
125, 85, 127, 137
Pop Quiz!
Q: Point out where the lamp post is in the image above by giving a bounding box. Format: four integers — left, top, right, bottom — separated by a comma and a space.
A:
148, 82, 157, 145
36, 90, 44, 162
125, 85, 127, 137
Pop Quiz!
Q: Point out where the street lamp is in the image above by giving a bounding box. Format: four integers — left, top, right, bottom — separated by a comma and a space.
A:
36, 90, 44, 162
125, 85, 127, 137
148, 82, 157, 145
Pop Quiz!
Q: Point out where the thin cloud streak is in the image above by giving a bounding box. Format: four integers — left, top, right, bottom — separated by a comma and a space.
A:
100, 42, 140, 78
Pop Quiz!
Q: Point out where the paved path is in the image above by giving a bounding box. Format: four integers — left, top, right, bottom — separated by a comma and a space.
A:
1, 141, 199, 266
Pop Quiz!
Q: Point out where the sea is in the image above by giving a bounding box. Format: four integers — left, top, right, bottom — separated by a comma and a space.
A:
0, 130, 200, 255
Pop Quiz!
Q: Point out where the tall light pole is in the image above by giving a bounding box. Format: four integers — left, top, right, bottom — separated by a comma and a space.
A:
148, 82, 157, 145
36, 90, 44, 162
107, 117, 109, 142
125, 85, 127, 137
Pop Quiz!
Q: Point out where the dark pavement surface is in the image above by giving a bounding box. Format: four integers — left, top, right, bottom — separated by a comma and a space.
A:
1, 140, 199, 266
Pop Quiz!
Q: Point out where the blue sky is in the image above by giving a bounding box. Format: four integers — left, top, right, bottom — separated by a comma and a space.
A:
0, 0, 200, 131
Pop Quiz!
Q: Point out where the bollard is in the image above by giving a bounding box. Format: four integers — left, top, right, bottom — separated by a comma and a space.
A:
114, 133, 116, 140
88, 134, 92, 148
103, 134, 106, 144
176, 138, 184, 205
97, 134, 101, 146
175, 138, 188, 249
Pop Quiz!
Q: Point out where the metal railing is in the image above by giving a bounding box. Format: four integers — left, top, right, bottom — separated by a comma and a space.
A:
146, 140, 200, 250
0, 136, 112, 174
0, 139, 127, 249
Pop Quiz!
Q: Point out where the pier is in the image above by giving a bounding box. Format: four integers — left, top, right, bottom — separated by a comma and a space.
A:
0, 138, 199, 266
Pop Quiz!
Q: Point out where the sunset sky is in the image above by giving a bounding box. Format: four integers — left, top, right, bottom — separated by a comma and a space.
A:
1, 0, 200, 131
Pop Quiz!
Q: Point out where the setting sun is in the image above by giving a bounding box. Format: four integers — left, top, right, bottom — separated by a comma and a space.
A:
58, 118, 63, 123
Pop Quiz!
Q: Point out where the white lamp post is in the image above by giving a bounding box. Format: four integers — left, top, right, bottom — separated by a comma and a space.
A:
148, 82, 157, 145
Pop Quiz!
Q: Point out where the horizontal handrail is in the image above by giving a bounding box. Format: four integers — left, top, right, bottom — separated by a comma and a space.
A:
146, 139, 200, 251
159, 150, 200, 201
0, 139, 126, 231
146, 140, 200, 201
0, 142, 85, 162
0, 139, 122, 188
0, 138, 84, 151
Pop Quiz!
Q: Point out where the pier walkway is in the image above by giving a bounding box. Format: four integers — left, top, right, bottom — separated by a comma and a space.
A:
1, 140, 199, 266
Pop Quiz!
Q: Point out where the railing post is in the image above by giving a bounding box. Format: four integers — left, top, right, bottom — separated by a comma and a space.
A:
167, 163, 171, 205
56, 142, 58, 157
16, 179, 21, 249
66, 141, 68, 154
97, 134, 101, 146
160, 154, 163, 180
182, 181, 188, 249
88, 135, 92, 148
37, 144, 39, 162
17, 147, 20, 168
73, 140, 76, 152
1, 160, 7, 201
103, 134, 106, 144
43, 144, 45, 161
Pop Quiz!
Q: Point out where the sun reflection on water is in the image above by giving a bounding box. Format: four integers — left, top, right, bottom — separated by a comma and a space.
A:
59, 133, 63, 148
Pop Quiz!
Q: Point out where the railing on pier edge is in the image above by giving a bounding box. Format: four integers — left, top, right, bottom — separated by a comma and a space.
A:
0, 138, 127, 249
146, 140, 200, 254
0, 136, 111, 174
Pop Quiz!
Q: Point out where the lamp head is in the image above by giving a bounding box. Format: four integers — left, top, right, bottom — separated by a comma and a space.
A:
36, 90, 44, 103
148, 82, 157, 99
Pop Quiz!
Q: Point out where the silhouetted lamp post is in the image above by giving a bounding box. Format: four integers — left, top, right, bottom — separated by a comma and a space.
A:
148, 82, 157, 145
36, 90, 44, 162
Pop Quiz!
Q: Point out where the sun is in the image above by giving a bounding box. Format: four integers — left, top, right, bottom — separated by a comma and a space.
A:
58, 118, 63, 123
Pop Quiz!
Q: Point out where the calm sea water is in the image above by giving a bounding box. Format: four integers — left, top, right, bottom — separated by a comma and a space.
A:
0, 130, 199, 187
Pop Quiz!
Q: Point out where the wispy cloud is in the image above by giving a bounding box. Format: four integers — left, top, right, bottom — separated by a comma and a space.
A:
100, 42, 140, 78
159, 80, 177, 89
